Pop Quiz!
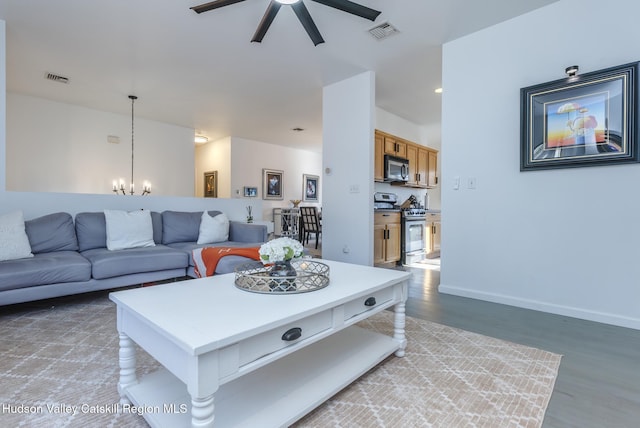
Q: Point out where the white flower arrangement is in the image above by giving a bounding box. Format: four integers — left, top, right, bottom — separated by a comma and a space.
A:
259, 237, 304, 264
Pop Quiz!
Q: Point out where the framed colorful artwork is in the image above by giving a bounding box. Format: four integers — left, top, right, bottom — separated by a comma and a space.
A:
520, 62, 639, 170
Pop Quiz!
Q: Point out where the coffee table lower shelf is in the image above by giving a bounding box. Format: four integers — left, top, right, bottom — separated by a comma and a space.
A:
126, 325, 399, 428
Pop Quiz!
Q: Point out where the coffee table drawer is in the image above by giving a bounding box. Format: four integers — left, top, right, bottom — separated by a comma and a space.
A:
238, 310, 332, 366
344, 287, 394, 321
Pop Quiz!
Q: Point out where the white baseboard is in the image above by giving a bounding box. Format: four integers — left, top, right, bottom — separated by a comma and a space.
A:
438, 283, 640, 331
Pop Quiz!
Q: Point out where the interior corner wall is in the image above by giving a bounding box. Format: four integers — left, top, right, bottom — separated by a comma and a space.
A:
6, 93, 194, 196
322, 72, 375, 265
440, 0, 640, 329
229, 137, 322, 221
195, 137, 232, 198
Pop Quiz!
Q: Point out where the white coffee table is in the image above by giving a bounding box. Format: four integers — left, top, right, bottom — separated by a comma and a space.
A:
110, 259, 411, 427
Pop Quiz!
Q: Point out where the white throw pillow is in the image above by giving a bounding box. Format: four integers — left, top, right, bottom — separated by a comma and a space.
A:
197, 211, 229, 244
0, 210, 34, 261
104, 209, 156, 251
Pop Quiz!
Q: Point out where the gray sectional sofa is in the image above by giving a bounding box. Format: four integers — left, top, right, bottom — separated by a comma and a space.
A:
0, 210, 267, 306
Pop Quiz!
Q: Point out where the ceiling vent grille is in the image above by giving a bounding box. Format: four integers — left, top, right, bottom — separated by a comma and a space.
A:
368, 22, 399, 40
45, 72, 69, 84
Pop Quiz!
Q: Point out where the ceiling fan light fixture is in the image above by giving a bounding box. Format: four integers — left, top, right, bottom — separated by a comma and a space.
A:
276, 0, 300, 4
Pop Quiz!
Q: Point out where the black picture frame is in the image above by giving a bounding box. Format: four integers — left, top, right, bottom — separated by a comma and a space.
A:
520, 62, 640, 171
262, 169, 283, 200
303, 174, 319, 201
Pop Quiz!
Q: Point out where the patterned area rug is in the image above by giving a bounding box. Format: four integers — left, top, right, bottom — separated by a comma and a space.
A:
0, 292, 561, 427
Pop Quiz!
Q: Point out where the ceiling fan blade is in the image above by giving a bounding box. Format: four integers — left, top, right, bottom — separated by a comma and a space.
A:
190, 0, 246, 14
311, 0, 381, 21
251, 1, 282, 43
291, 1, 325, 46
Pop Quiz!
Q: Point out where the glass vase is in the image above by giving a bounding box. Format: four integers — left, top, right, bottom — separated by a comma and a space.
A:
269, 260, 297, 292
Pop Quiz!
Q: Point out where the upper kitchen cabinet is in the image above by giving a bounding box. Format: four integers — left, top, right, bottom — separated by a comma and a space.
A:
374, 129, 438, 189
374, 131, 384, 181
383, 135, 407, 158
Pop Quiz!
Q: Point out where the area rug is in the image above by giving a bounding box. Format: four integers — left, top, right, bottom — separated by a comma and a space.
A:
0, 292, 561, 427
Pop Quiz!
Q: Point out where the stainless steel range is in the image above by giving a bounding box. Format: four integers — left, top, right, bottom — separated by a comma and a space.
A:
401, 207, 427, 265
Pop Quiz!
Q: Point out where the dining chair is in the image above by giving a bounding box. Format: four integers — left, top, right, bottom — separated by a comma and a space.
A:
299, 206, 322, 249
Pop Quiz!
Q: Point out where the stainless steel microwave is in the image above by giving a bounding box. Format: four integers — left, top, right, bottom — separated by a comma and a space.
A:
384, 154, 409, 182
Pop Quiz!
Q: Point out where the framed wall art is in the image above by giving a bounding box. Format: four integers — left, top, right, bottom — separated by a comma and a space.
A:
203, 171, 217, 197
303, 174, 319, 201
243, 186, 258, 197
520, 61, 640, 171
262, 168, 283, 200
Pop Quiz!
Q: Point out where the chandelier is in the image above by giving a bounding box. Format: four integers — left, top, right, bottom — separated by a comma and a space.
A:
112, 95, 151, 195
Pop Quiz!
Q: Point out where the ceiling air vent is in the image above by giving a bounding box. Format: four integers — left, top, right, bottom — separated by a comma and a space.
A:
368, 22, 399, 40
45, 72, 69, 84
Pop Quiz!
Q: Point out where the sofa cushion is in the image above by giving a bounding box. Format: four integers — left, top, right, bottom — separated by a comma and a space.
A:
76, 211, 163, 252
0, 251, 91, 291
0, 210, 34, 262
104, 209, 156, 251
162, 210, 222, 244
25, 212, 78, 254
81, 245, 188, 280
197, 211, 229, 244
75, 212, 107, 252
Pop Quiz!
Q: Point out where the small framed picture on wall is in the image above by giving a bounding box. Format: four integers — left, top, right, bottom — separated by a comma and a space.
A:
204, 171, 217, 198
243, 186, 258, 197
303, 174, 319, 201
263, 169, 284, 200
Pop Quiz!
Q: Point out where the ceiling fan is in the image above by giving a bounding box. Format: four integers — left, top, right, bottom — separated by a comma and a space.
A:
190, 0, 382, 46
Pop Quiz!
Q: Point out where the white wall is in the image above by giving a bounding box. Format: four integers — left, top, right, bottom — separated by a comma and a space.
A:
0, 20, 5, 193
229, 137, 322, 221
441, 0, 640, 329
0, 22, 260, 221
6, 93, 194, 196
322, 72, 375, 265
195, 136, 232, 198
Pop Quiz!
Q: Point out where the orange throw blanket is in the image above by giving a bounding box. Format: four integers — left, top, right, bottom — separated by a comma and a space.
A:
192, 246, 261, 278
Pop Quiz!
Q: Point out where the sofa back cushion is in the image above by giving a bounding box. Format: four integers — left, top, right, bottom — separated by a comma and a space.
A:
25, 212, 78, 254
76, 211, 163, 251
162, 210, 222, 244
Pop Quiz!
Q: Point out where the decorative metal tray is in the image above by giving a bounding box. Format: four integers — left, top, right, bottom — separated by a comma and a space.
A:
234, 260, 330, 294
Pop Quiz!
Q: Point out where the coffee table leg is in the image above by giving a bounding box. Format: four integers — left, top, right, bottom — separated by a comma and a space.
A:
393, 300, 407, 357
191, 394, 215, 427
117, 332, 137, 404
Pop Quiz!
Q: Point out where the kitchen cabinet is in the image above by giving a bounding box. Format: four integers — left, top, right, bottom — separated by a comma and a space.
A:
427, 150, 438, 187
374, 129, 438, 188
374, 131, 384, 181
416, 146, 430, 187
383, 135, 407, 158
425, 212, 441, 258
374, 212, 401, 266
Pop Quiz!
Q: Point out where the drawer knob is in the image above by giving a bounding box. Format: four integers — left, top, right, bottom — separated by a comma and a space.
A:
281, 327, 302, 341
364, 297, 376, 307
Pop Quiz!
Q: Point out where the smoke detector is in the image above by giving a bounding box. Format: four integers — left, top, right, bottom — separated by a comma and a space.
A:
368, 22, 399, 40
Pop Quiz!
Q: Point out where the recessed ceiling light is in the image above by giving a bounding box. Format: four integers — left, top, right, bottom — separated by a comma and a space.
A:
434, 88, 443, 94
194, 135, 209, 144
